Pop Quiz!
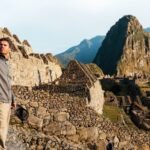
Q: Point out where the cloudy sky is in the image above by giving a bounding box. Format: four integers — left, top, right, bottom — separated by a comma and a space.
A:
0, 0, 149, 54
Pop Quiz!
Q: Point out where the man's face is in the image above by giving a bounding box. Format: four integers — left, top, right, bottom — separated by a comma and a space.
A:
0, 40, 11, 56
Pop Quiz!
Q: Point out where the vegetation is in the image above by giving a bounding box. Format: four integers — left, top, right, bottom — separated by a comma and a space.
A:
103, 104, 137, 128
103, 104, 122, 122
86, 63, 104, 77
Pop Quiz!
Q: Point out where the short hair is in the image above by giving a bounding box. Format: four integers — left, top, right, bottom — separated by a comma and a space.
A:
0, 37, 13, 48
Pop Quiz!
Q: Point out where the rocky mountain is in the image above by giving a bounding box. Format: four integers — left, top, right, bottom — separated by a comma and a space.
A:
94, 15, 150, 76
0, 27, 62, 86
55, 36, 105, 67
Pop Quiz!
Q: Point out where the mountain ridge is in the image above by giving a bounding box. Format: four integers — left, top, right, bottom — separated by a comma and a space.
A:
94, 15, 150, 76
144, 27, 150, 32
55, 35, 105, 67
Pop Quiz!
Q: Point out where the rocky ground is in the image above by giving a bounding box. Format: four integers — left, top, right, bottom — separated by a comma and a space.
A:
6, 86, 150, 150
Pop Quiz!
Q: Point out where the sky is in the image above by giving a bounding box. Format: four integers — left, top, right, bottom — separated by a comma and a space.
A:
0, 0, 150, 55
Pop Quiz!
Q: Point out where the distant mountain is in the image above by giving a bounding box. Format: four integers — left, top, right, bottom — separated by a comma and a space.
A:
55, 36, 105, 67
144, 27, 150, 32
94, 15, 150, 76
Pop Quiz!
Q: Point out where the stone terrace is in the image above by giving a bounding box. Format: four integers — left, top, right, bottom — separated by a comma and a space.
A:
7, 86, 150, 150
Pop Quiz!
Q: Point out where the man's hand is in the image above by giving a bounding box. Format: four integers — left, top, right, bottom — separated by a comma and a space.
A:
11, 101, 16, 109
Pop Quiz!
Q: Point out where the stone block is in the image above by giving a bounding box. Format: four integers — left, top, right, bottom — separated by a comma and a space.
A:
67, 134, 79, 143
87, 127, 99, 142
78, 127, 98, 142
141, 144, 150, 150
29, 101, 39, 107
96, 140, 107, 150
54, 112, 69, 122
28, 115, 43, 129
98, 132, 107, 140
60, 121, 76, 136
37, 106, 47, 116
43, 122, 60, 135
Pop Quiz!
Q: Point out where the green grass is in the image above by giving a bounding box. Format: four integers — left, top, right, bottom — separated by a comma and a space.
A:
103, 104, 138, 129
103, 104, 122, 122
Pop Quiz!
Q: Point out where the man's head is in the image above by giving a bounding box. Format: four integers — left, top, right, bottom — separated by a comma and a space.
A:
0, 37, 12, 58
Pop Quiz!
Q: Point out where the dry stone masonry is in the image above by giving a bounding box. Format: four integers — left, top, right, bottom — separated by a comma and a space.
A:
0, 27, 62, 86
7, 86, 150, 150
34, 60, 105, 114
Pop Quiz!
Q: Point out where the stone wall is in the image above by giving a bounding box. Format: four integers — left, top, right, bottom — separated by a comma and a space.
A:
87, 81, 104, 114
0, 27, 62, 86
54, 60, 105, 114
33, 80, 104, 114
6, 86, 150, 150
9, 52, 62, 86
33, 84, 88, 97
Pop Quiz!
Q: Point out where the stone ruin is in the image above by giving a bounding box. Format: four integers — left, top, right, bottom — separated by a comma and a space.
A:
0, 27, 62, 86
102, 76, 150, 130
34, 60, 105, 114
7, 85, 150, 150
0, 27, 149, 149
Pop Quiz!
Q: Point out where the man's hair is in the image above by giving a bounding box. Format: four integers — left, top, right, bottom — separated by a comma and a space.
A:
0, 37, 13, 48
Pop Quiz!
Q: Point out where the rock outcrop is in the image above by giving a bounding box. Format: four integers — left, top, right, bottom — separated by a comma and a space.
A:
94, 15, 150, 77
0, 27, 62, 86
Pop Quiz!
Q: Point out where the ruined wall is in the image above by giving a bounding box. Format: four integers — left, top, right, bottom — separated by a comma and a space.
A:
9, 52, 62, 86
7, 86, 150, 150
55, 60, 105, 114
33, 80, 104, 114
0, 27, 62, 86
87, 80, 104, 114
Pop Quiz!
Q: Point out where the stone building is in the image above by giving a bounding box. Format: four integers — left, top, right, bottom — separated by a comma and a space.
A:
57, 60, 105, 114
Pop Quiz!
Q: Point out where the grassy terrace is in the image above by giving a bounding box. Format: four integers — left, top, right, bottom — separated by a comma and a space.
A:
103, 104, 137, 128
103, 104, 122, 122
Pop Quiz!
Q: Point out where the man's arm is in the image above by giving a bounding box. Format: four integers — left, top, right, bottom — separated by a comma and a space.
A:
11, 90, 16, 109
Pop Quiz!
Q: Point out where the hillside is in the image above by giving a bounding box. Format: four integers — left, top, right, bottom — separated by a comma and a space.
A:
55, 36, 104, 67
94, 15, 150, 76
144, 27, 150, 32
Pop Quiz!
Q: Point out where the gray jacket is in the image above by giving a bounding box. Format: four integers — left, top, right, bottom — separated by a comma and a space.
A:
0, 55, 15, 103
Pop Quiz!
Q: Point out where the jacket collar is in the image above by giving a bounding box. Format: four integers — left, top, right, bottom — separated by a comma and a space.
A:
0, 54, 8, 61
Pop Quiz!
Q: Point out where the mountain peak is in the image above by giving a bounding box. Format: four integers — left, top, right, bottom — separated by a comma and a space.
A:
118, 15, 143, 33
107, 15, 143, 39
94, 15, 150, 76
56, 36, 104, 67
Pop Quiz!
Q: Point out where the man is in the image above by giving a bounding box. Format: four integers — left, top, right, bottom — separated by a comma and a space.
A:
0, 37, 16, 150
